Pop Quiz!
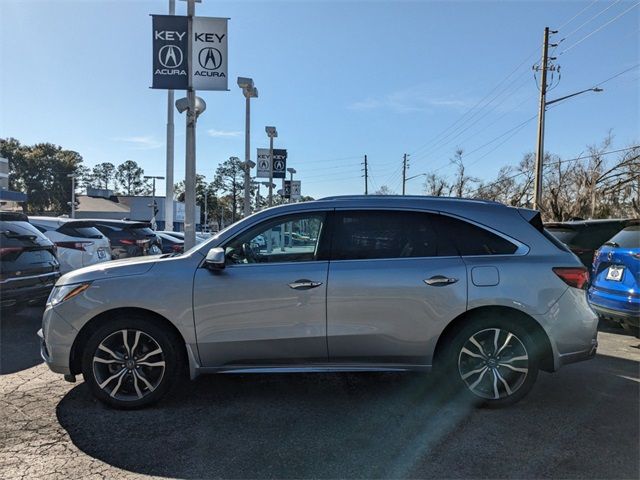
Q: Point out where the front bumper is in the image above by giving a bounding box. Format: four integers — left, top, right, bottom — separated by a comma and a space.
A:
39, 306, 77, 375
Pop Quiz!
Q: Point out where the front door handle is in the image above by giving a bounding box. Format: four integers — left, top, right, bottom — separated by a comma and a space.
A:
424, 275, 458, 286
288, 279, 323, 290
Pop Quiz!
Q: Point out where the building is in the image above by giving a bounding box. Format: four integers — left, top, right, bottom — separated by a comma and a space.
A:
75, 188, 200, 231
0, 156, 27, 211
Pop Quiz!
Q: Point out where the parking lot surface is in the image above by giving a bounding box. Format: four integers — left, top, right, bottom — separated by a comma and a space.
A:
1, 307, 638, 479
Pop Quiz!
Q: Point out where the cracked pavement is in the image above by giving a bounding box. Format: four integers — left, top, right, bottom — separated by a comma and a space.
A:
1, 307, 639, 479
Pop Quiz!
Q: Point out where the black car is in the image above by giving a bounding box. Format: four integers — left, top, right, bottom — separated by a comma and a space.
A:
156, 231, 184, 254
0, 212, 60, 310
545, 219, 632, 269
81, 219, 162, 259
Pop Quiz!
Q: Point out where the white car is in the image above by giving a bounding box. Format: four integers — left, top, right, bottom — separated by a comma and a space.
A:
29, 217, 112, 273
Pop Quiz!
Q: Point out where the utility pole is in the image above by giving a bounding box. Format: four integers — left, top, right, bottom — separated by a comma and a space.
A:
533, 26, 555, 210
67, 173, 76, 218
164, 0, 176, 232
402, 153, 408, 195
184, 0, 197, 249
363, 154, 368, 195
204, 189, 208, 232
144, 175, 164, 230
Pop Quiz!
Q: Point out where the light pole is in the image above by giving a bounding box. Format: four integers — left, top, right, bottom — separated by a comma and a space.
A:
176, 95, 206, 248
265, 126, 278, 207
238, 77, 258, 217
144, 175, 165, 230
286, 167, 296, 203
405, 172, 427, 192
533, 86, 603, 209
164, 0, 176, 232
258, 181, 274, 211
67, 173, 76, 218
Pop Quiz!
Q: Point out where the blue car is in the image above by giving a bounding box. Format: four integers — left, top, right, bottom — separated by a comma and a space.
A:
589, 223, 640, 336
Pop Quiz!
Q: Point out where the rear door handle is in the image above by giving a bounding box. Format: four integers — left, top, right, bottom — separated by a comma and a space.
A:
288, 279, 323, 290
424, 275, 458, 286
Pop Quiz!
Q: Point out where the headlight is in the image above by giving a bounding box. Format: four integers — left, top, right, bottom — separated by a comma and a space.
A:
47, 283, 91, 306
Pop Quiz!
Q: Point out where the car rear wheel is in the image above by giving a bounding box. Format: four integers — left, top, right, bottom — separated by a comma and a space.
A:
444, 315, 539, 408
81, 315, 183, 409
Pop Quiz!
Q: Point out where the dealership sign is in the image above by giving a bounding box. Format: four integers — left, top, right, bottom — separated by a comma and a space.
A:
192, 17, 228, 91
256, 148, 287, 179
152, 15, 228, 90
152, 15, 188, 89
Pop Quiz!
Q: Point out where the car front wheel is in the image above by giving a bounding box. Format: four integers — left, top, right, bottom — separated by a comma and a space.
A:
445, 316, 539, 407
81, 315, 183, 409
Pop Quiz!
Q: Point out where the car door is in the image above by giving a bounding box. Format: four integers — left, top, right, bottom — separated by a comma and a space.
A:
326, 209, 467, 367
193, 211, 331, 367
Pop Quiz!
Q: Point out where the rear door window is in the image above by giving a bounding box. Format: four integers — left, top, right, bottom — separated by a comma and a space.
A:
330, 211, 443, 260
57, 225, 104, 239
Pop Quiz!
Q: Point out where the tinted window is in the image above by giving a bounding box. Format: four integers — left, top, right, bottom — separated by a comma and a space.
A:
225, 213, 325, 264
546, 227, 579, 245
58, 225, 103, 239
331, 211, 442, 260
434, 215, 518, 255
130, 227, 155, 237
0, 220, 51, 248
607, 226, 640, 249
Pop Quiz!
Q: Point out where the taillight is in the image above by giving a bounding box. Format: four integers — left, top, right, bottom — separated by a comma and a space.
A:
171, 244, 183, 253
0, 247, 23, 259
120, 239, 136, 245
553, 267, 589, 290
55, 241, 93, 251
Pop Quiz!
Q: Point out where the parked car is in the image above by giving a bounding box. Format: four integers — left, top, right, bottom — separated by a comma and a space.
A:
589, 223, 640, 336
1, 212, 60, 310
545, 219, 630, 268
155, 232, 184, 254
28, 217, 112, 273
40, 196, 598, 409
158, 231, 207, 244
80, 220, 162, 259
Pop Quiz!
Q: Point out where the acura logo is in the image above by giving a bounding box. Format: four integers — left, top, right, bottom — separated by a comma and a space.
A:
198, 47, 222, 70
159, 45, 183, 69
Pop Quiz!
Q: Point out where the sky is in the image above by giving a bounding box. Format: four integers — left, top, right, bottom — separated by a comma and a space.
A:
1, 0, 638, 199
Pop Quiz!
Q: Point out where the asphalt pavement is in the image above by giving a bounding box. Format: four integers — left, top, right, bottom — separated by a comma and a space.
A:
1, 307, 638, 479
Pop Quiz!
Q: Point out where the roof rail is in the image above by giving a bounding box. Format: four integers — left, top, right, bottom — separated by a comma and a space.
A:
316, 194, 501, 205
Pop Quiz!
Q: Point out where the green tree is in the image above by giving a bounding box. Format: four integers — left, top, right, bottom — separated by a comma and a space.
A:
116, 160, 149, 195
91, 162, 116, 190
213, 156, 245, 222
0, 138, 84, 214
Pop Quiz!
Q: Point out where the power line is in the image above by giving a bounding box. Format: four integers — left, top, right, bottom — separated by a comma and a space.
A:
557, 0, 600, 30
467, 145, 639, 196
559, 1, 640, 55
559, 0, 623, 40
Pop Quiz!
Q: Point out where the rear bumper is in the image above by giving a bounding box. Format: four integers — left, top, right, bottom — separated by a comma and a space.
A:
0, 274, 59, 308
558, 339, 598, 366
590, 304, 640, 327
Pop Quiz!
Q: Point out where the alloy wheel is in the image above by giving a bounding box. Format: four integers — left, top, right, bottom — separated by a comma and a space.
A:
92, 329, 166, 401
457, 328, 529, 400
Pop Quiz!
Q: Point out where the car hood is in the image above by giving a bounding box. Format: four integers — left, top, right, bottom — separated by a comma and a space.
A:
56, 254, 161, 285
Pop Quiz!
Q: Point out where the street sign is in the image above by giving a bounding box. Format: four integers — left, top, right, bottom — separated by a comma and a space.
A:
272, 149, 287, 179
151, 15, 189, 90
283, 180, 291, 199
192, 17, 228, 91
290, 180, 301, 200
256, 148, 287, 178
256, 148, 270, 178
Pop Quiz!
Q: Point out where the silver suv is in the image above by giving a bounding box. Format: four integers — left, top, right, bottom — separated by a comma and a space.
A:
39, 196, 598, 408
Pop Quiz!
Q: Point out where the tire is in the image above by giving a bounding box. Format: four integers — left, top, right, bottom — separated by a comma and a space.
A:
81, 314, 184, 409
442, 313, 540, 408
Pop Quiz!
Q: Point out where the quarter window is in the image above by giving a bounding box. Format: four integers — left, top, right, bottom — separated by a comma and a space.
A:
433, 215, 518, 255
225, 213, 326, 264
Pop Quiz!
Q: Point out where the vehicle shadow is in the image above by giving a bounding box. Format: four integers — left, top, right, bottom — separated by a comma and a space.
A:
56, 352, 639, 479
0, 306, 44, 374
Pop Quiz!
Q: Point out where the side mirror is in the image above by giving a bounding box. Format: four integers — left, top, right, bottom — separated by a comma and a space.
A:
205, 247, 225, 270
